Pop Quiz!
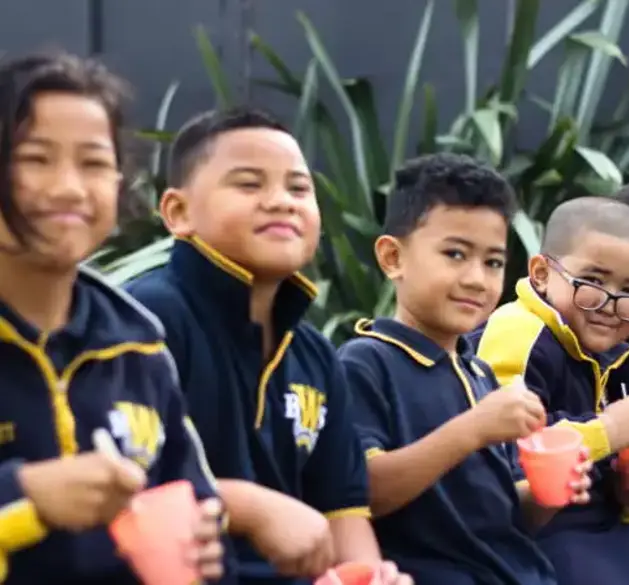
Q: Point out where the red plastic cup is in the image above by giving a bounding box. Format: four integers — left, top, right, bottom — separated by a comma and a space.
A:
315, 563, 380, 585
109, 480, 201, 585
517, 426, 583, 507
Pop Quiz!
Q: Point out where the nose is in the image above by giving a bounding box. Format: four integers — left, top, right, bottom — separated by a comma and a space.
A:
261, 187, 295, 212
47, 161, 87, 202
460, 259, 487, 290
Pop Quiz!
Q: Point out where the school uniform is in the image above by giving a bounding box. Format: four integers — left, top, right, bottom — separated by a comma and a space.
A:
0, 266, 226, 585
126, 236, 371, 585
337, 317, 556, 585
475, 277, 629, 585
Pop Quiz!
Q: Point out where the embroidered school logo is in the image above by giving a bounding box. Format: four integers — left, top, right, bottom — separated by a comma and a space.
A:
284, 384, 327, 453
108, 401, 165, 468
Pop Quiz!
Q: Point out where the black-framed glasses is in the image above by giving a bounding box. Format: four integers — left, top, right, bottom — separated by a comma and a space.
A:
545, 255, 629, 322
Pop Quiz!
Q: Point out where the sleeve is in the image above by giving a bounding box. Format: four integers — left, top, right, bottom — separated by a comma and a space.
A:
0, 460, 48, 554
339, 343, 394, 460
301, 349, 371, 521
477, 316, 610, 462
156, 350, 220, 503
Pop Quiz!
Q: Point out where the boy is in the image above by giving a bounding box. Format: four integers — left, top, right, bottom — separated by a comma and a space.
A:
337, 154, 592, 585
126, 107, 410, 585
475, 195, 629, 584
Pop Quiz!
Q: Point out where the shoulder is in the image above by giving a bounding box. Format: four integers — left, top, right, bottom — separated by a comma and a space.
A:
337, 335, 389, 367
77, 265, 166, 343
125, 267, 185, 315
478, 300, 563, 365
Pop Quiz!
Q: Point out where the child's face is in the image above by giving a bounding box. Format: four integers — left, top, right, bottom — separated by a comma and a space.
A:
2, 92, 120, 270
165, 127, 320, 281
531, 230, 629, 353
377, 204, 507, 347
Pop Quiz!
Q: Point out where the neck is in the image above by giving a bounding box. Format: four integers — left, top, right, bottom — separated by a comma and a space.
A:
394, 304, 459, 354
250, 280, 280, 358
0, 255, 76, 333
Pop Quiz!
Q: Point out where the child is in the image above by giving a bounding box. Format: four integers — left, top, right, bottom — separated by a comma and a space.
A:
0, 51, 226, 584
337, 154, 592, 585
126, 107, 411, 585
475, 195, 629, 584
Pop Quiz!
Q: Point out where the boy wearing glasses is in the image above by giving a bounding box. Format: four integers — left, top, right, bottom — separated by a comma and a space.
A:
474, 196, 629, 585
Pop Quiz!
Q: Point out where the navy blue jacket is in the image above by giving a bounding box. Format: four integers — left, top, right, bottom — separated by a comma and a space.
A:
474, 277, 629, 532
126, 237, 371, 585
338, 318, 555, 585
0, 267, 223, 585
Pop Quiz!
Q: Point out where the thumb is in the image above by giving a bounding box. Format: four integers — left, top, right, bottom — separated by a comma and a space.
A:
112, 458, 146, 493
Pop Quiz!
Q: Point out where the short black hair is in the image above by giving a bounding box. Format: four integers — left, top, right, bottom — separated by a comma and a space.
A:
383, 153, 517, 237
0, 49, 131, 245
542, 196, 629, 257
168, 106, 289, 188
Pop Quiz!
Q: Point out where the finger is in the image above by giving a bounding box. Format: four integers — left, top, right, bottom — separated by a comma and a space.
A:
194, 517, 220, 543
378, 561, 399, 585
578, 446, 590, 462
299, 537, 334, 578
112, 459, 146, 493
199, 498, 223, 520
198, 541, 223, 564
199, 559, 224, 580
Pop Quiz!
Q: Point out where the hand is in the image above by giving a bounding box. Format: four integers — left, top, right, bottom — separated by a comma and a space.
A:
18, 453, 146, 531
470, 381, 546, 447
244, 489, 334, 578
191, 498, 224, 580
567, 448, 592, 506
377, 560, 414, 585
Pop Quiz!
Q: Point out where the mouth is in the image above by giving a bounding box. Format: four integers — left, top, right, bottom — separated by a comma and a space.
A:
255, 221, 302, 239
586, 320, 619, 332
31, 211, 92, 226
450, 297, 485, 310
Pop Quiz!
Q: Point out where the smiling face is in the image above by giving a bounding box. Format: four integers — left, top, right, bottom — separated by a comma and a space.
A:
531, 229, 629, 354
161, 127, 321, 281
376, 203, 508, 350
0, 91, 120, 270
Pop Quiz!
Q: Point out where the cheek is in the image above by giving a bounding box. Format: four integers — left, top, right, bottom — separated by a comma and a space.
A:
616, 323, 629, 343
301, 201, 321, 249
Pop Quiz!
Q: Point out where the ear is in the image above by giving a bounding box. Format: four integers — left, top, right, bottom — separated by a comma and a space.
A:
159, 188, 194, 237
375, 235, 404, 281
529, 254, 551, 294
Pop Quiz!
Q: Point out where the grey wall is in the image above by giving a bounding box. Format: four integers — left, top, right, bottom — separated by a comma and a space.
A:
1, 0, 627, 153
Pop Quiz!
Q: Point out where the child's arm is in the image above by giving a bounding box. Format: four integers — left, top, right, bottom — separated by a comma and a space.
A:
342, 352, 545, 517
477, 324, 620, 461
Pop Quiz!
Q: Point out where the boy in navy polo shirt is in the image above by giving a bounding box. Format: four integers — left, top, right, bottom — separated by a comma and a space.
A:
476, 196, 629, 585
337, 154, 592, 585
127, 107, 411, 585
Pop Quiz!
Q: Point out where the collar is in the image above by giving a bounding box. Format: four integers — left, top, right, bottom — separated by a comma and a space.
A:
0, 266, 164, 349
515, 277, 629, 367
169, 236, 317, 334
354, 317, 476, 367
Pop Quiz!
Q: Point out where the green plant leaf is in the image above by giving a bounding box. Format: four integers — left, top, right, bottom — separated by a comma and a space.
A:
499, 0, 540, 113
249, 32, 302, 92
105, 251, 172, 287
511, 209, 543, 258
101, 237, 174, 273
527, 0, 601, 69
150, 81, 179, 180
550, 39, 589, 128
471, 109, 503, 164
297, 12, 372, 214
193, 25, 233, 108
418, 82, 438, 154
576, 0, 629, 138
390, 0, 435, 181
321, 310, 364, 340
571, 30, 627, 64
455, 0, 479, 114
574, 146, 623, 184
346, 79, 390, 186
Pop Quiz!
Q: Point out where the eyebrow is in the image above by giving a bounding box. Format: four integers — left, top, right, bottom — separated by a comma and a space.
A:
20, 137, 113, 151
443, 236, 506, 255
225, 166, 312, 180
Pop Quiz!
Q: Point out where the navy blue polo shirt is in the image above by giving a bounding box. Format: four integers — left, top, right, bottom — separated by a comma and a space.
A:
338, 318, 555, 585
126, 237, 370, 585
0, 267, 225, 585
475, 277, 629, 532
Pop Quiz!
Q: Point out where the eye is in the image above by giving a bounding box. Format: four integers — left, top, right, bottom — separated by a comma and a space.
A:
235, 181, 261, 192
486, 258, 505, 270
580, 275, 604, 286
83, 158, 114, 170
289, 184, 312, 197
14, 153, 48, 165
443, 249, 465, 261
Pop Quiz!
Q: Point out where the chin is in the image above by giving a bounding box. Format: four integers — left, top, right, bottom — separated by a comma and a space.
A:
252, 252, 311, 280
580, 335, 619, 355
